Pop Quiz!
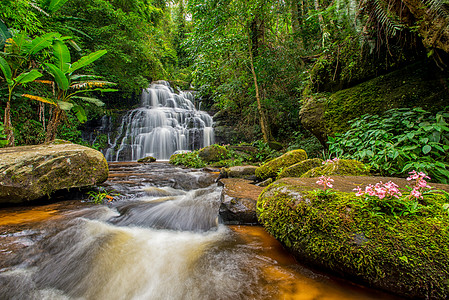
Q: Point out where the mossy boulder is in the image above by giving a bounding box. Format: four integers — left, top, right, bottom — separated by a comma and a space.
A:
277, 158, 323, 179
137, 156, 156, 163
0, 143, 109, 204
301, 159, 369, 178
255, 149, 308, 181
257, 176, 449, 299
198, 145, 228, 163
300, 62, 449, 144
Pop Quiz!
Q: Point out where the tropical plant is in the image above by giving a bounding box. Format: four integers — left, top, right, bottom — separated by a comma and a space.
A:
22, 39, 117, 141
328, 108, 449, 183
0, 32, 59, 145
87, 186, 119, 204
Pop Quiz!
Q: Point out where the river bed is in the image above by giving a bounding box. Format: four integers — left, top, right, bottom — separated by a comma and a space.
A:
0, 162, 402, 299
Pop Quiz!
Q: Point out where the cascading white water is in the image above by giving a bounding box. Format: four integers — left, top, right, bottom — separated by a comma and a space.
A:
105, 81, 214, 161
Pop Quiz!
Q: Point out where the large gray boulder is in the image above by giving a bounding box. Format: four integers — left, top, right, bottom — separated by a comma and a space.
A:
0, 142, 109, 204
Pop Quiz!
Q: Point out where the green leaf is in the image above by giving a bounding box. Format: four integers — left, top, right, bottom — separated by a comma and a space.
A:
45, 63, 69, 90
71, 96, 104, 106
0, 56, 13, 85
48, 0, 69, 12
57, 101, 73, 111
422, 145, 432, 154
14, 70, 42, 85
0, 19, 12, 49
28, 32, 60, 55
52, 40, 71, 73
72, 104, 87, 123
68, 50, 107, 74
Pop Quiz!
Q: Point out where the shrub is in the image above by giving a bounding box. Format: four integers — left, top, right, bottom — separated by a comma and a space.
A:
328, 108, 449, 183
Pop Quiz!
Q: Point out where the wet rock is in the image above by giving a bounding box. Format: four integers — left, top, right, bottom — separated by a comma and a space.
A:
255, 149, 308, 181
257, 176, 449, 299
137, 156, 156, 163
0, 142, 108, 204
218, 178, 264, 225
220, 165, 258, 181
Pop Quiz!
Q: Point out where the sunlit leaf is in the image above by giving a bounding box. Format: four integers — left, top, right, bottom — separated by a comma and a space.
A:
68, 50, 107, 74
22, 94, 57, 106
52, 40, 71, 73
15, 70, 43, 85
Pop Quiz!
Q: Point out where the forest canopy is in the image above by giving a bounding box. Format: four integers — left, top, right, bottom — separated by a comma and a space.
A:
0, 0, 448, 148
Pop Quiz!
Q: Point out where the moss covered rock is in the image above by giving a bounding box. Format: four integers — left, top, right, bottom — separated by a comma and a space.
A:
257, 176, 449, 299
255, 149, 308, 181
137, 156, 156, 163
198, 145, 228, 163
301, 159, 369, 178
300, 62, 449, 143
277, 158, 323, 179
0, 143, 109, 204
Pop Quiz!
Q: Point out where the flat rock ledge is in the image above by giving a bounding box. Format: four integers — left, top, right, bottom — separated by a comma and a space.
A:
218, 178, 264, 225
0, 142, 109, 204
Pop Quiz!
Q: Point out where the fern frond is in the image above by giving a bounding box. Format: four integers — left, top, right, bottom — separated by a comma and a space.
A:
426, 0, 449, 20
359, 0, 403, 37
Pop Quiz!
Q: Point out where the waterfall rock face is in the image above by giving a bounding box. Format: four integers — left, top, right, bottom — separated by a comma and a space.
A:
105, 81, 214, 161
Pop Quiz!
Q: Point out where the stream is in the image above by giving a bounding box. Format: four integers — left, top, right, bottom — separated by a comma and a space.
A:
0, 162, 402, 299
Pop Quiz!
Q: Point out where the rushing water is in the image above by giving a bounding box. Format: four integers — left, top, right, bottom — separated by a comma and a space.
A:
0, 163, 402, 300
105, 81, 214, 161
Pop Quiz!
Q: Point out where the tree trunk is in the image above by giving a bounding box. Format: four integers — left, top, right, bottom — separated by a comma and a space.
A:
45, 108, 62, 142
4, 90, 14, 147
247, 33, 272, 143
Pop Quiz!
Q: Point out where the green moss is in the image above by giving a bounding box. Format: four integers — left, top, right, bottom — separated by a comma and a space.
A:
301, 159, 369, 177
257, 181, 449, 299
255, 149, 308, 181
198, 144, 229, 163
277, 158, 323, 179
137, 156, 156, 163
323, 62, 449, 135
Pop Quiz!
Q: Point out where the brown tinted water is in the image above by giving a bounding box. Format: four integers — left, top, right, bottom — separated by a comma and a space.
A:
0, 163, 403, 299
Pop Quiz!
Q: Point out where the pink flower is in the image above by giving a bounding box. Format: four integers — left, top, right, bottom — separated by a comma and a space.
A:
353, 186, 364, 196
322, 158, 340, 165
410, 188, 423, 199
316, 176, 334, 190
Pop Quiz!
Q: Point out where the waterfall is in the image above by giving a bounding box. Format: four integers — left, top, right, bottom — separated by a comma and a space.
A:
105, 81, 214, 161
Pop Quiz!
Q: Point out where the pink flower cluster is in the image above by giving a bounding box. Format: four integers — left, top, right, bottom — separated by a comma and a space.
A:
322, 157, 340, 165
353, 181, 402, 199
406, 170, 431, 200
316, 176, 334, 190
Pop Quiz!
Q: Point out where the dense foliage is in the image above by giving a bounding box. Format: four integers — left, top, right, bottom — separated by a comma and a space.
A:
1, 0, 448, 185
328, 108, 449, 183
